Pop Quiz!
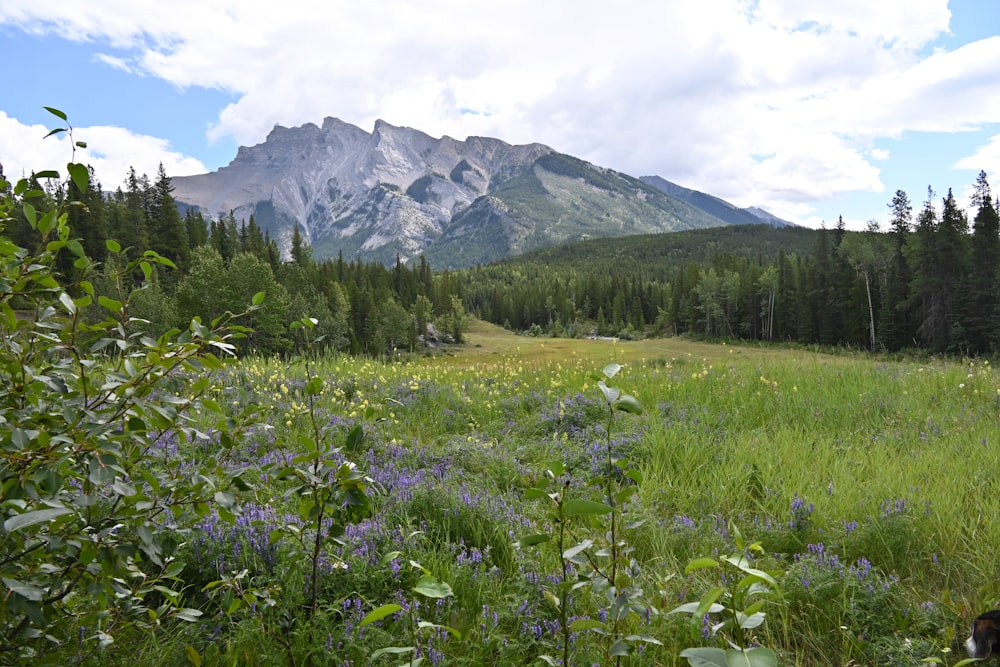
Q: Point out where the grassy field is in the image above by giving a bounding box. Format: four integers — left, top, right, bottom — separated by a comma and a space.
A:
114, 323, 1000, 666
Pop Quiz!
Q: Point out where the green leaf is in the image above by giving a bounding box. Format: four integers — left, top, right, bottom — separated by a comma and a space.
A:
416, 620, 461, 639
98, 295, 123, 313
725, 647, 777, 667
412, 575, 453, 599
614, 393, 643, 414
2, 577, 46, 601
668, 601, 724, 615
568, 618, 608, 633
360, 603, 403, 627
562, 539, 594, 561
369, 646, 414, 660
523, 487, 549, 500
67, 162, 89, 193
679, 647, 727, 667
345, 425, 365, 452
175, 608, 204, 622
597, 380, 620, 403
519, 533, 551, 547
603, 362, 622, 379
106, 239, 122, 253
252, 291, 266, 306
610, 639, 633, 656
44, 106, 68, 121
685, 557, 721, 573
59, 291, 76, 314
4, 507, 73, 533
564, 499, 614, 516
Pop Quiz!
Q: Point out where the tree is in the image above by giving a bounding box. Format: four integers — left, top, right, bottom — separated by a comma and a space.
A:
291, 224, 311, 267
149, 163, 190, 272
839, 222, 890, 352
937, 188, 970, 351
964, 171, 1000, 353
882, 190, 913, 350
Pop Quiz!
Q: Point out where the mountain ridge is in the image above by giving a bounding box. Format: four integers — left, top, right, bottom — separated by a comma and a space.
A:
171, 117, 792, 267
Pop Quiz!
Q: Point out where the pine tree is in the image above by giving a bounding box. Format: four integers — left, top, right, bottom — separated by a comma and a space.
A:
881, 190, 913, 350
964, 171, 1000, 352
149, 163, 190, 272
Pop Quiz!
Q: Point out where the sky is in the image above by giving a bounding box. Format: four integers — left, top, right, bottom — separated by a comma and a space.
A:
1, 0, 999, 230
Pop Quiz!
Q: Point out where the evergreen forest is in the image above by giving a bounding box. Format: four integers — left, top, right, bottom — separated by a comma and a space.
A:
4, 158, 999, 357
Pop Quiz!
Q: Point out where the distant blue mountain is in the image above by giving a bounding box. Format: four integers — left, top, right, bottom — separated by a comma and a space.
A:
639, 175, 795, 228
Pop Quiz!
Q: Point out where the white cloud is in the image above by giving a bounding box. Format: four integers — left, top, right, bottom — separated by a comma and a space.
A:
2, 0, 994, 224
93, 53, 134, 74
955, 134, 1000, 179
0, 112, 206, 189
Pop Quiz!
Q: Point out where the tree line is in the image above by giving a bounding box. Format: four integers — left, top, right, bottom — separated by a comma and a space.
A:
460, 172, 1000, 355
5, 157, 997, 356
1, 162, 467, 356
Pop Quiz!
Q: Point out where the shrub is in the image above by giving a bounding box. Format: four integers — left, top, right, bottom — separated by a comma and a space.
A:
0, 110, 260, 664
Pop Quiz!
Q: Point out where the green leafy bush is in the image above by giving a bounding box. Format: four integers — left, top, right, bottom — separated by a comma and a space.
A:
0, 109, 260, 664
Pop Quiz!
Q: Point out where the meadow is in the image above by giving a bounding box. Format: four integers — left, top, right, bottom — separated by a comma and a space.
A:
113, 321, 1000, 666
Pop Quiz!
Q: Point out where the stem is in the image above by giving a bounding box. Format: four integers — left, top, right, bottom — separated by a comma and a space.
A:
605, 406, 621, 667
559, 491, 571, 667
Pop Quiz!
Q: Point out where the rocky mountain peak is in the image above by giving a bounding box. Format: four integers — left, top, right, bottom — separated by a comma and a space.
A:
171, 117, 789, 268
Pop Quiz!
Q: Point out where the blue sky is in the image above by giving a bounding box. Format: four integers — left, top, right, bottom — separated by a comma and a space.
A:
1, 0, 999, 230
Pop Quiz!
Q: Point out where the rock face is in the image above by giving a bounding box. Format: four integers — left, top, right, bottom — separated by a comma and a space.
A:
172, 117, 770, 267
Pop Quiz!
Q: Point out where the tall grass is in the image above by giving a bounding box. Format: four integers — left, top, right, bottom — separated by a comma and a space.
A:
102, 330, 999, 665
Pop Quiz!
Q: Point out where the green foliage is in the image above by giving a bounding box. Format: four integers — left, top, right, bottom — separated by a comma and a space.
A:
671, 526, 781, 667
266, 316, 372, 621
0, 110, 261, 663
521, 363, 657, 665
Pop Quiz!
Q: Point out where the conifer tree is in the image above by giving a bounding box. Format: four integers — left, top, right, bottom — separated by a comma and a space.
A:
149, 163, 190, 272
964, 171, 1000, 352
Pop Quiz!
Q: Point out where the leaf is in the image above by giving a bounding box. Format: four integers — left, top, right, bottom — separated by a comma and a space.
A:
67, 162, 89, 193
610, 639, 633, 656
43, 106, 68, 121
106, 239, 122, 253
725, 647, 777, 667
174, 608, 204, 622
4, 507, 73, 533
412, 575, 453, 599
360, 603, 403, 627
519, 533, 550, 547
345, 425, 365, 452
668, 601, 725, 615
2, 577, 46, 601
98, 295, 123, 313
603, 362, 622, 379
369, 646, 414, 660
252, 291, 266, 306
685, 557, 721, 573
562, 539, 594, 561
597, 380, 620, 404
59, 291, 76, 314
614, 393, 643, 414
416, 620, 462, 639
568, 618, 607, 633
679, 647, 727, 667
564, 499, 614, 516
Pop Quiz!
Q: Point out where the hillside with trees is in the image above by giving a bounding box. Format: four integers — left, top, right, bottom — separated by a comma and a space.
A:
460, 176, 1000, 355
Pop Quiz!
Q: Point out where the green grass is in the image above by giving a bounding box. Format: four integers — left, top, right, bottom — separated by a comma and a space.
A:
95, 328, 998, 666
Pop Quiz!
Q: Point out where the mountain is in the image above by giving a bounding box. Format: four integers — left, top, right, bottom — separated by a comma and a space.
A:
172, 118, 784, 268
638, 175, 794, 228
